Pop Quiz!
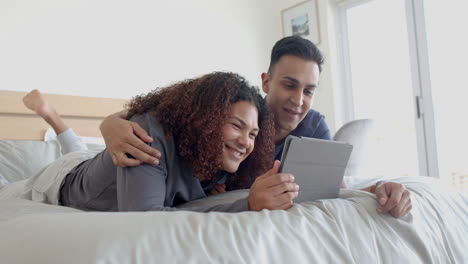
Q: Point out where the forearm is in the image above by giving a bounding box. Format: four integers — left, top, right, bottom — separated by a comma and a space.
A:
116, 156, 250, 213
121, 196, 250, 213
100, 110, 128, 133
115, 110, 128, 119
131, 197, 250, 212
176, 197, 250, 213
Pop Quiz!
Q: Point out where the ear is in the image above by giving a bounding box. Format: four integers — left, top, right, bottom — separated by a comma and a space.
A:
261, 72, 270, 94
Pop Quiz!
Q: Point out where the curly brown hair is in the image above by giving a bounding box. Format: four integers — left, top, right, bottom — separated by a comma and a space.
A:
126, 72, 275, 189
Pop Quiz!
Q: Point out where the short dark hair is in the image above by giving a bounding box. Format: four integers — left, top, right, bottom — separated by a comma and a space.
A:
268, 36, 324, 73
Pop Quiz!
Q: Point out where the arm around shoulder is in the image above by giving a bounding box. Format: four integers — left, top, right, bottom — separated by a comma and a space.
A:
100, 111, 161, 167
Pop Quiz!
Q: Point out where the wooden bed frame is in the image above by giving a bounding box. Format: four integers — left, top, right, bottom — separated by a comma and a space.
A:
0, 90, 128, 140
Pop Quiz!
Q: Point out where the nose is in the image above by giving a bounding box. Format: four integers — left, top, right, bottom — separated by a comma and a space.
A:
237, 132, 250, 149
289, 90, 304, 107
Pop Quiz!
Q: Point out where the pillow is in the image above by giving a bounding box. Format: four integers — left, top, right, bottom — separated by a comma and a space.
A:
0, 140, 61, 183
43, 127, 106, 153
44, 128, 105, 146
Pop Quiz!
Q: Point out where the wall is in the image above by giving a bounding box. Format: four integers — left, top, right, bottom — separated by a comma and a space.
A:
1, 0, 340, 132
0, 0, 276, 97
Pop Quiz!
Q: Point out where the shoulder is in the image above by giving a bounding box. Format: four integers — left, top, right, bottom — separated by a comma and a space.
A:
129, 113, 167, 141
302, 109, 326, 125
129, 113, 175, 157
129, 113, 164, 134
292, 109, 331, 140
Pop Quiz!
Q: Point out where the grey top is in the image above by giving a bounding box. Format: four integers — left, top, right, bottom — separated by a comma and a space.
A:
60, 113, 249, 212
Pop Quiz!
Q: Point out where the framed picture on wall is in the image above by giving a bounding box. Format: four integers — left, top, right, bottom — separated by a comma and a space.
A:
281, 0, 321, 45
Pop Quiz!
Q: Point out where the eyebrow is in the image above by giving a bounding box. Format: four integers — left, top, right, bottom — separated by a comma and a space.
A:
283, 76, 317, 89
231, 116, 259, 132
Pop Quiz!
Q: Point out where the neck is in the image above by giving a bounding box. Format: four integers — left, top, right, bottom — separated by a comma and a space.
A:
273, 126, 291, 145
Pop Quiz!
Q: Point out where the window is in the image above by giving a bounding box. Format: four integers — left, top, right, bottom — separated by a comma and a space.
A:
424, 0, 468, 191
338, 0, 467, 192
344, 0, 419, 176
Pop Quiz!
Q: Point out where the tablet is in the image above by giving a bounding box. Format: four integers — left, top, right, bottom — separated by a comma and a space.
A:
279, 136, 353, 203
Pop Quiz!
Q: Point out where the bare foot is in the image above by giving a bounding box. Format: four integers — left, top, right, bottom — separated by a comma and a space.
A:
23, 89, 55, 119
22, 89, 68, 134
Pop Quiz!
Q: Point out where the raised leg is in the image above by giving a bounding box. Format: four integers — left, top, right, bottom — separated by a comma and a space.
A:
23, 89, 68, 135
23, 90, 87, 154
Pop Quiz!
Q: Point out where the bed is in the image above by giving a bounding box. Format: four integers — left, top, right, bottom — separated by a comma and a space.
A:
1, 90, 467, 263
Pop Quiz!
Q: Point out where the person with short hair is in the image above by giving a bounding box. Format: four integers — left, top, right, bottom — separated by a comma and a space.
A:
100, 37, 413, 218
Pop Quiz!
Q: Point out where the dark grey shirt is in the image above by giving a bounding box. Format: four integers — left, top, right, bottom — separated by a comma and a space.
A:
60, 113, 249, 212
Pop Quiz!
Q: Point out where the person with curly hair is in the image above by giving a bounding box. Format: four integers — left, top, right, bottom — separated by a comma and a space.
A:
17, 72, 299, 212
99, 36, 412, 218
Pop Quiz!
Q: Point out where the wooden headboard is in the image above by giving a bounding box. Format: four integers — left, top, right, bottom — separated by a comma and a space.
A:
0, 90, 128, 140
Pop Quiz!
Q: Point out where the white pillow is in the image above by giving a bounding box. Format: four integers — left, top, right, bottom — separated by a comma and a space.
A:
43, 127, 106, 153
0, 140, 61, 183
44, 128, 105, 145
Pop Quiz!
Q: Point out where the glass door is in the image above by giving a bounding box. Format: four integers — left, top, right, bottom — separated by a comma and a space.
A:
343, 0, 421, 176
424, 0, 468, 192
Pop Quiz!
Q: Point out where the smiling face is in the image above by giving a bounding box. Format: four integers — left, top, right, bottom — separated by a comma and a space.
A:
261, 55, 320, 142
221, 101, 259, 173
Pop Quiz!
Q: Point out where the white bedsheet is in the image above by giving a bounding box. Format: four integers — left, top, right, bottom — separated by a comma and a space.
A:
0, 176, 466, 263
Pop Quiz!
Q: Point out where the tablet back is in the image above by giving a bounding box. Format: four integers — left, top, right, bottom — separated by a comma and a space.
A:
279, 136, 353, 203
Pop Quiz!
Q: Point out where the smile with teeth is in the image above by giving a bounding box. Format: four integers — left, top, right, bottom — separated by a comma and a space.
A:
225, 145, 245, 159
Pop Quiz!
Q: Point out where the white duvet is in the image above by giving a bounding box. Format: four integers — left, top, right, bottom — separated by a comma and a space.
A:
0, 176, 467, 263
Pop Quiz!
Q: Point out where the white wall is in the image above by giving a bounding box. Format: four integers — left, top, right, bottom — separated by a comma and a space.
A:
1, 0, 340, 132
0, 0, 276, 97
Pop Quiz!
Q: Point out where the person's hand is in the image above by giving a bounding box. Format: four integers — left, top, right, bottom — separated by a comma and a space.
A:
208, 184, 226, 196
341, 180, 347, 188
100, 114, 161, 167
248, 160, 299, 211
370, 181, 412, 218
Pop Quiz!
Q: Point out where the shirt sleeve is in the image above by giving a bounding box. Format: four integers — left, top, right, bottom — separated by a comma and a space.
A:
116, 163, 167, 211
117, 161, 249, 212
115, 114, 250, 213
116, 157, 249, 212
178, 197, 250, 212
314, 115, 332, 140
113, 114, 166, 211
